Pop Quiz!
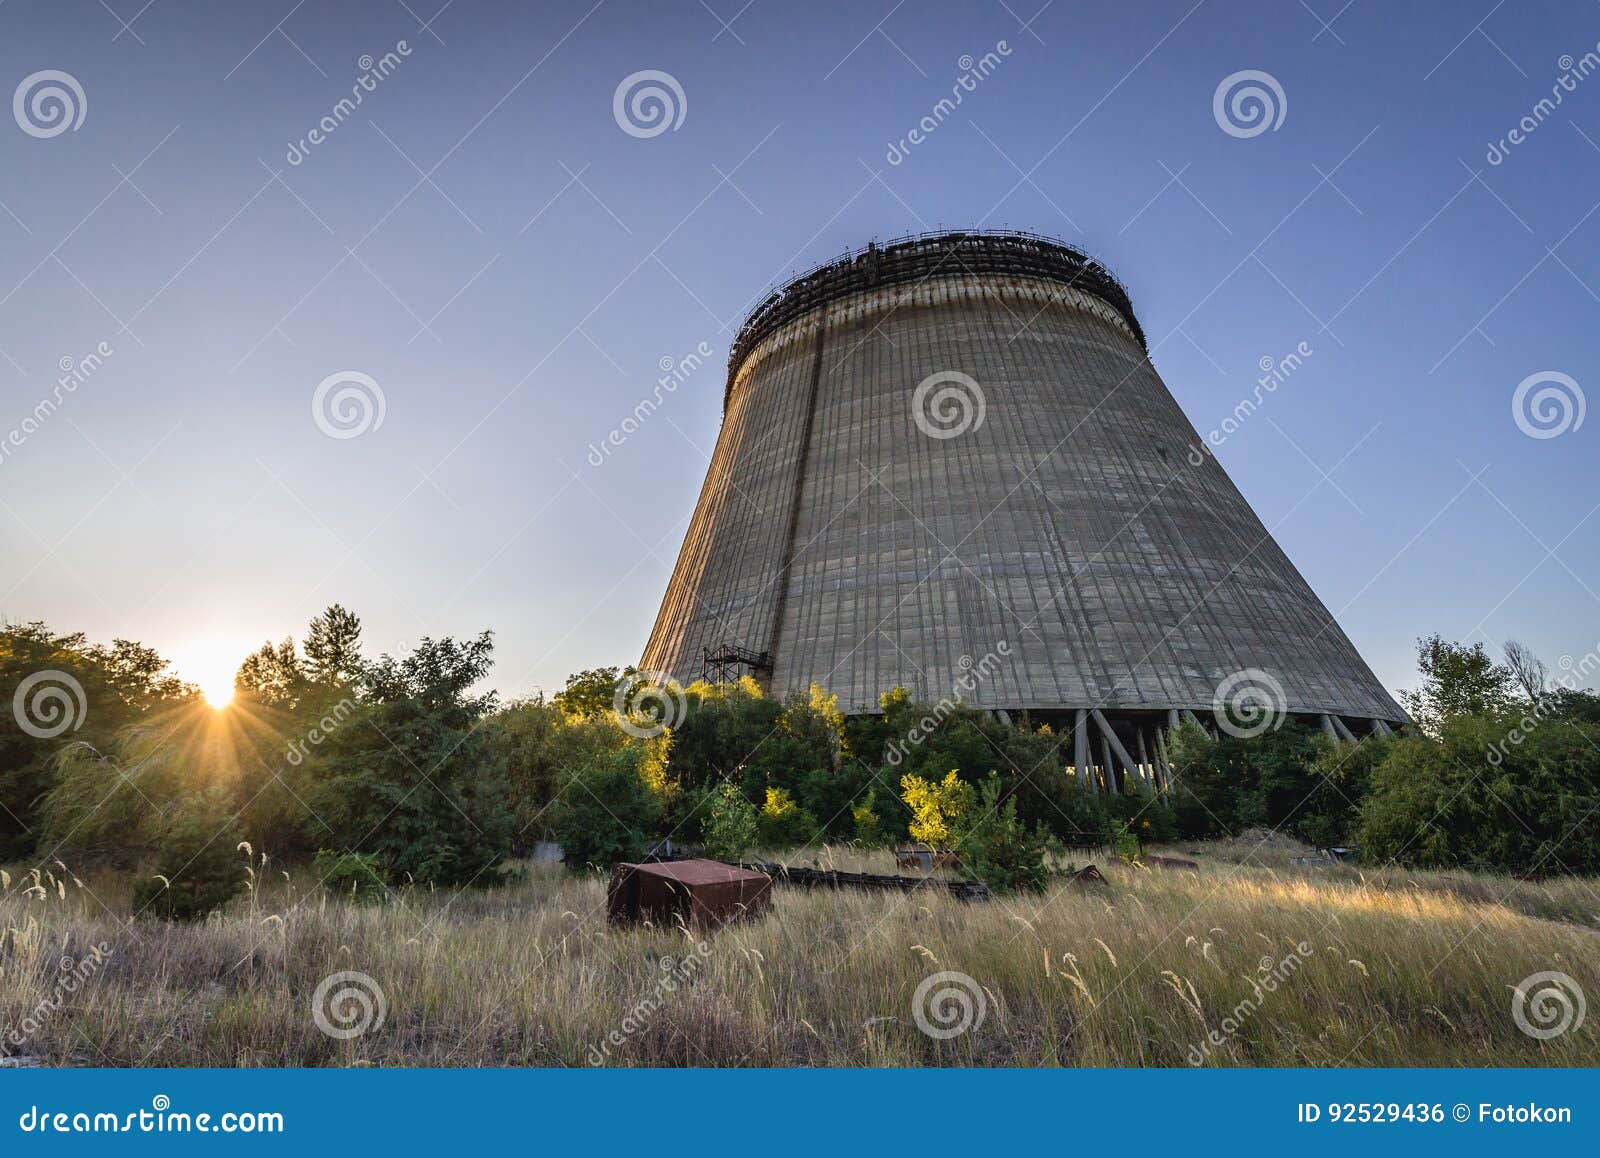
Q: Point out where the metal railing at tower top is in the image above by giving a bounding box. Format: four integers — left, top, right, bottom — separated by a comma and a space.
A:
726, 230, 1147, 382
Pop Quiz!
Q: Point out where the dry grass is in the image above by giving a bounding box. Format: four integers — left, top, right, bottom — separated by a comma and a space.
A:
2, 846, 1597, 1067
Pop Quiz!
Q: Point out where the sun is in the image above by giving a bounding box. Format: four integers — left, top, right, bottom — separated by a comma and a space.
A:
167, 635, 251, 712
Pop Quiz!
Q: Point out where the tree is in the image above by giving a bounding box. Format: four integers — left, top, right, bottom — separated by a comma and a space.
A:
954, 776, 1049, 894
1503, 639, 1549, 703
757, 786, 818, 847
311, 633, 513, 885
900, 770, 974, 848
130, 788, 246, 920
1400, 635, 1516, 735
2, 622, 195, 860
552, 747, 662, 868
490, 693, 628, 850
661, 679, 783, 796
235, 638, 305, 707
553, 666, 628, 719
1358, 700, 1600, 874
1167, 719, 1327, 840
701, 780, 758, 862
303, 604, 363, 688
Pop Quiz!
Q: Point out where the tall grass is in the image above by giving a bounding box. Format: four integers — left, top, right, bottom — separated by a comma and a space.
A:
1, 848, 1595, 1067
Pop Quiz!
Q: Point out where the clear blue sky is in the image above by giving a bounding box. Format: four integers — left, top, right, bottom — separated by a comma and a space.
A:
1, 0, 1595, 702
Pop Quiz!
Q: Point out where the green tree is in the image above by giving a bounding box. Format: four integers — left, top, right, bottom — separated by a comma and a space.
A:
491, 693, 628, 850
3, 622, 195, 860
553, 666, 628, 719
954, 776, 1049, 894
702, 779, 758, 863
311, 632, 514, 885
130, 788, 246, 921
235, 638, 306, 708
1401, 634, 1516, 736
303, 603, 364, 688
757, 786, 818, 848
552, 747, 663, 868
1359, 698, 1600, 873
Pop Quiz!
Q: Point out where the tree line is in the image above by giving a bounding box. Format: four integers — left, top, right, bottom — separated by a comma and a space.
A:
3, 612, 1598, 917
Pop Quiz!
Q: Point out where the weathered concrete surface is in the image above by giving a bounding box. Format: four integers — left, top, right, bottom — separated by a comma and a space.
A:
641, 234, 1404, 725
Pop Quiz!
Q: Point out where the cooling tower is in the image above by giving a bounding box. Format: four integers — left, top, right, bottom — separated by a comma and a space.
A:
641, 231, 1403, 769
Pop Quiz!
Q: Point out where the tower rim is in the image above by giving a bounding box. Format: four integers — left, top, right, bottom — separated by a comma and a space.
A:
726, 230, 1146, 399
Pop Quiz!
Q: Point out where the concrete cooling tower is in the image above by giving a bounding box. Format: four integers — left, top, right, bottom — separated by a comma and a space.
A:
640, 231, 1402, 788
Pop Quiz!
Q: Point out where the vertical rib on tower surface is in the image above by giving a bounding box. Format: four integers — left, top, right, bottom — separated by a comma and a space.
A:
640, 231, 1404, 726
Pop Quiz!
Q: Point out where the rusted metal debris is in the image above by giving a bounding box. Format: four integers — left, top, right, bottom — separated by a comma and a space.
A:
743, 861, 990, 902
893, 848, 960, 871
1071, 864, 1108, 887
607, 859, 773, 929
1292, 846, 1359, 867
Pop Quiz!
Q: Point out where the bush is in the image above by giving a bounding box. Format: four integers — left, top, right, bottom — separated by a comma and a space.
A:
1167, 720, 1330, 840
1106, 790, 1176, 845
757, 787, 818, 848
491, 695, 628, 851
851, 789, 884, 845
312, 850, 389, 902
553, 748, 663, 869
702, 780, 759, 863
900, 770, 973, 847
954, 777, 1049, 894
311, 633, 516, 885
1359, 704, 1600, 874
131, 790, 245, 920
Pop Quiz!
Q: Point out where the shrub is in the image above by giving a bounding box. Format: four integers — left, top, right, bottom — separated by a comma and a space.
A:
1108, 818, 1143, 865
1106, 790, 1176, 844
311, 633, 516, 885
1359, 705, 1600, 874
553, 747, 663, 869
491, 694, 628, 850
851, 789, 884, 845
757, 787, 818, 848
312, 850, 389, 902
702, 780, 759, 863
900, 770, 974, 847
954, 777, 1049, 894
131, 790, 245, 920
